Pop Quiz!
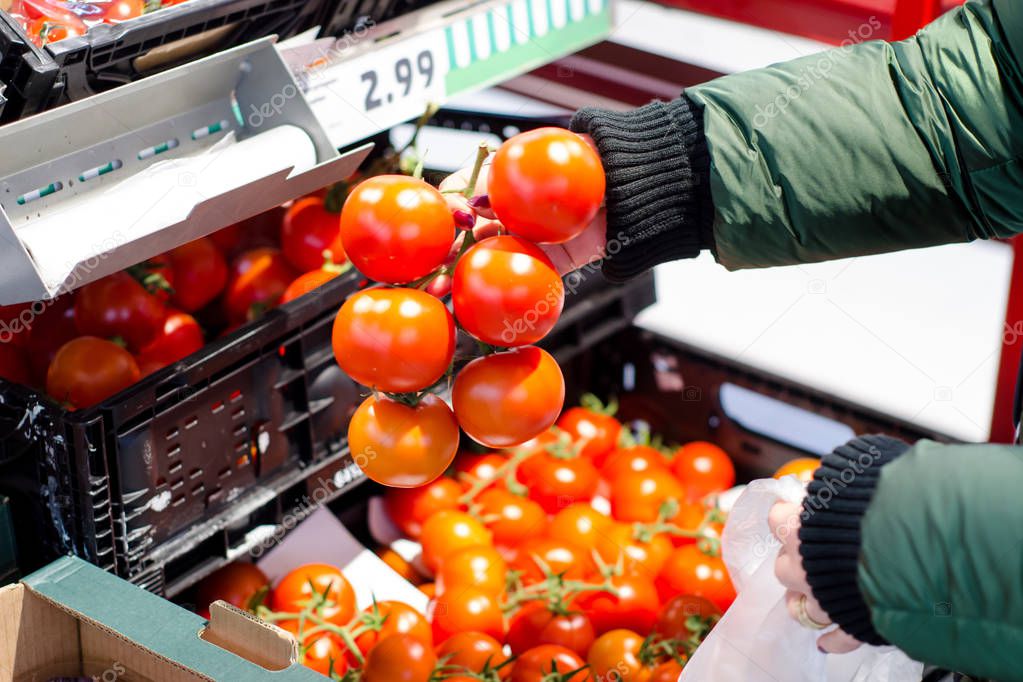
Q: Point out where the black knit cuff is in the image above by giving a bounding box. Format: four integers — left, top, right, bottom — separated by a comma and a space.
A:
799, 435, 910, 646
570, 94, 713, 283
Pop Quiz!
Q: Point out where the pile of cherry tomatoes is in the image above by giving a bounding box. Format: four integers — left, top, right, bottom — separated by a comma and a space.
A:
0, 186, 350, 409
332, 127, 605, 489
187, 394, 816, 681
10, 0, 191, 47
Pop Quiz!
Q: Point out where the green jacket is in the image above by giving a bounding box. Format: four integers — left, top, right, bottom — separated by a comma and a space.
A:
686, 1, 1023, 677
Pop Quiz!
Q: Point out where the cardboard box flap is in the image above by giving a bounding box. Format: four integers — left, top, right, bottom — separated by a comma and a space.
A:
201, 601, 297, 672
0, 583, 81, 681
23, 557, 326, 681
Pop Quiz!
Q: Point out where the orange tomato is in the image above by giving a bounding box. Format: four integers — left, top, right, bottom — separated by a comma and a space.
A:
773, 457, 821, 485
419, 510, 493, 572
671, 442, 736, 501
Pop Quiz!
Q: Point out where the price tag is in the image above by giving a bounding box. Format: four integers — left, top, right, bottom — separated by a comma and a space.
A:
303, 31, 449, 146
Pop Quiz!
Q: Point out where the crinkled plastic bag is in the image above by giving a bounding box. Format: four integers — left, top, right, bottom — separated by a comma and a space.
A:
679, 478, 924, 682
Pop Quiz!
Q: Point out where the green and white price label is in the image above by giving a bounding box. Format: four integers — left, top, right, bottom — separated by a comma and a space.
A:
292, 0, 612, 148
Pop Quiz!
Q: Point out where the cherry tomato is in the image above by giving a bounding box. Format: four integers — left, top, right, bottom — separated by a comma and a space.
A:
588, 629, 649, 682
362, 633, 437, 682
574, 572, 659, 636
437, 544, 507, 596
664, 499, 712, 548
477, 488, 547, 547
611, 469, 685, 523
509, 644, 591, 682
384, 476, 463, 538
547, 503, 610, 553
165, 237, 228, 312
506, 603, 595, 657
354, 600, 432, 656
332, 287, 455, 393
280, 268, 340, 304
348, 394, 459, 488
508, 537, 593, 585
656, 546, 735, 611
97, 0, 144, 22
0, 343, 31, 386
281, 196, 347, 272
773, 457, 821, 485
453, 346, 565, 448
340, 175, 454, 284
654, 594, 721, 641
194, 561, 268, 618
135, 310, 203, 369
47, 337, 141, 408
223, 248, 297, 324
279, 623, 349, 677
420, 510, 493, 572
557, 403, 621, 464
517, 450, 599, 514
489, 128, 605, 244
454, 452, 508, 489
75, 272, 166, 351
672, 442, 736, 501
649, 660, 685, 682
435, 631, 510, 676
269, 563, 356, 628
429, 586, 504, 644
452, 235, 563, 347
594, 523, 672, 579
601, 446, 670, 481
24, 14, 85, 46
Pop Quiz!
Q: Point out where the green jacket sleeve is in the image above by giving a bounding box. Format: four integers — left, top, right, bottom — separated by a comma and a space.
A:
686, 0, 1023, 269
858, 440, 1023, 680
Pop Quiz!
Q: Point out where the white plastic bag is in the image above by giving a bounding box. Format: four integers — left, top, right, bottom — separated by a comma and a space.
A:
679, 478, 924, 682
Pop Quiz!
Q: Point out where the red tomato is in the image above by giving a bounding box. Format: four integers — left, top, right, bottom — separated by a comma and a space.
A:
47, 337, 141, 408
557, 404, 622, 464
454, 452, 508, 489
657, 546, 735, 611
420, 510, 493, 572
429, 586, 504, 644
773, 457, 821, 485
281, 196, 347, 272
611, 469, 685, 523
601, 446, 670, 481
136, 310, 203, 368
280, 268, 339, 304
437, 545, 507, 596
194, 561, 268, 618
97, 0, 144, 22
649, 660, 685, 682
332, 287, 455, 393
477, 488, 547, 547
672, 442, 736, 501
223, 248, 297, 324
348, 394, 459, 488
489, 128, 605, 244
340, 175, 454, 284
279, 623, 349, 677
587, 629, 649, 682
362, 633, 436, 682
509, 644, 591, 682
75, 272, 166, 351
594, 523, 672, 579
506, 603, 595, 657
24, 15, 85, 46
354, 600, 432, 656
574, 573, 659, 636
664, 499, 712, 548
384, 476, 463, 538
165, 237, 229, 313
0, 343, 31, 386
27, 296, 77, 384
269, 563, 356, 628
655, 594, 721, 641
452, 346, 565, 448
508, 537, 593, 585
547, 503, 610, 553
517, 450, 599, 514
451, 235, 563, 347
435, 631, 509, 676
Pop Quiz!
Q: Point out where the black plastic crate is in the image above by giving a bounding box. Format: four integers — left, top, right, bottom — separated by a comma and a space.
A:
316, 0, 430, 42
0, 0, 325, 122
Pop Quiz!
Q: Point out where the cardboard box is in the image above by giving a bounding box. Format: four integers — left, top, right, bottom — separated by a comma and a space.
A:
0, 557, 327, 682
